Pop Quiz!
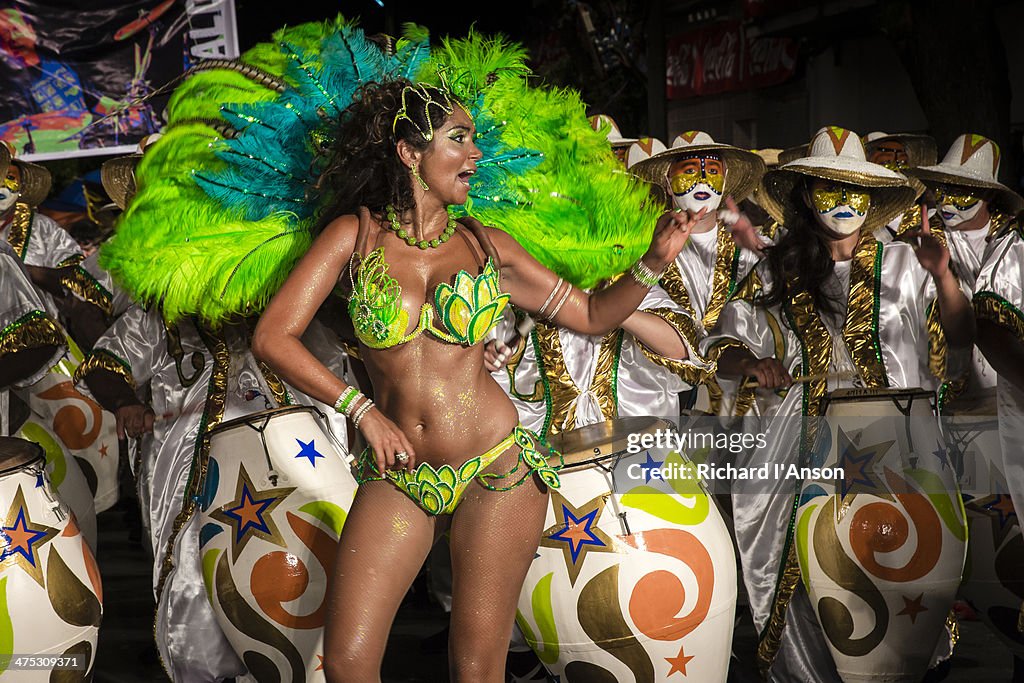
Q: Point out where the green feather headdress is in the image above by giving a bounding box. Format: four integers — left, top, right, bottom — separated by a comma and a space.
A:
100, 17, 660, 323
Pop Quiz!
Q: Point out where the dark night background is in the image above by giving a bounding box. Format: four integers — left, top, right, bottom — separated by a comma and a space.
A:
236, 0, 1024, 192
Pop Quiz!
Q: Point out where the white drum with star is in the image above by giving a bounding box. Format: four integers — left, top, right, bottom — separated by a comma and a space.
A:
197, 405, 356, 681
516, 417, 737, 682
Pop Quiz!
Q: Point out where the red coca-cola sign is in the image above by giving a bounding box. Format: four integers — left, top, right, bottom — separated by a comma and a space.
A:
667, 21, 796, 99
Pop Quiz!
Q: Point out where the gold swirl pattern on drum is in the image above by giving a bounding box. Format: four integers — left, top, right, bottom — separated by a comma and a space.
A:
50, 640, 93, 683
62, 517, 102, 603
621, 452, 709, 527
577, 565, 655, 681
813, 496, 889, 657
250, 512, 335, 630
46, 547, 101, 628
563, 660, 619, 682
848, 469, 941, 583
622, 529, 714, 643
215, 551, 305, 683
516, 573, 560, 666
35, 381, 102, 450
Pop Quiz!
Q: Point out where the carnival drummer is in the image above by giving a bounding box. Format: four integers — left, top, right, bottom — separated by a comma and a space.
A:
703, 126, 972, 682
0, 142, 111, 349
909, 134, 1024, 410
629, 130, 768, 416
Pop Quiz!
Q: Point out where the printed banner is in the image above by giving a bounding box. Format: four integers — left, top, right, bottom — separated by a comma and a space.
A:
666, 20, 797, 99
0, 0, 238, 161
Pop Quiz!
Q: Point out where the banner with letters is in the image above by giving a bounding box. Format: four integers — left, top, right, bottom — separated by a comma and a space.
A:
0, 0, 238, 161
666, 20, 797, 99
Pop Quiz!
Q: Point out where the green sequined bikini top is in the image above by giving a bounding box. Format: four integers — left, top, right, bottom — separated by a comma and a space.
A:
346, 209, 510, 349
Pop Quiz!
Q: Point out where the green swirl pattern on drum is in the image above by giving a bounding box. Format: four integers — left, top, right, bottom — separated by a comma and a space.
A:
907, 468, 967, 541
516, 572, 560, 666
0, 578, 12, 675
621, 451, 709, 526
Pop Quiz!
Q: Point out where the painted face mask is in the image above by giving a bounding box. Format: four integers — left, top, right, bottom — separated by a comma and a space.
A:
809, 181, 870, 235
868, 142, 909, 172
933, 185, 982, 228
669, 155, 725, 214
0, 165, 21, 213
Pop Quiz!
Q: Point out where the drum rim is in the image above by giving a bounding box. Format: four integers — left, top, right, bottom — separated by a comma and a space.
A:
208, 404, 323, 436
552, 416, 677, 471
0, 437, 45, 477
821, 387, 936, 412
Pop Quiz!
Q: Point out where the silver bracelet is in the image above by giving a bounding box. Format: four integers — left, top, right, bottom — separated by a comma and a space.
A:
537, 277, 565, 318
547, 282, 574, 320
352, 399, 374, 429
629, 259, 663, 288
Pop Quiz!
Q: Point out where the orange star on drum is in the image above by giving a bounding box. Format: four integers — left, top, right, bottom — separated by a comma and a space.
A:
897, 593, 928, 623
665, 644, 695, 676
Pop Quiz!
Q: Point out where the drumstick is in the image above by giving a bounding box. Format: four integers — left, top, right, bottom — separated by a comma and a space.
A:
495, 315, 535, 364
741, 369, 857, 389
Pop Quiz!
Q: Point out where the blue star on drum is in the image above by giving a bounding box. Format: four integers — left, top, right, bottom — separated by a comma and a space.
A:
295, 438, 325, 467
539, 491, 616, 585
0, 486, 59, 586
837, 428, 892, 500
210, 464, 296, 561
640, 453, 664, 483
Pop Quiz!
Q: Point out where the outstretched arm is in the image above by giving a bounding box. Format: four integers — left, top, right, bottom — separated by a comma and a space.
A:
485, 209, 703, 335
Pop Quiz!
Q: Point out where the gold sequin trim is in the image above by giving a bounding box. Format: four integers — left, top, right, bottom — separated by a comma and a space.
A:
534, 320, 621, 437
60, 266, 113, 315
757, 544, 802, 678
0, 309, 63, 357
703, 226, 739, 330
842, 232, 888, 390
974, 293, 1024, 348
257, 360, 289, 406
638, 307, 715, 386
5, 203, 32, 259
153, 324, 228, 678
73, 349, 135, 390
659, 261, 697, 318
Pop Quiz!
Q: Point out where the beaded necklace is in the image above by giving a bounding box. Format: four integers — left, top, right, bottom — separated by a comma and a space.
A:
385, 205, 456, 250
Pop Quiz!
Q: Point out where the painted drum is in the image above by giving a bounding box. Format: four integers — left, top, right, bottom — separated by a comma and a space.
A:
0, 436, 102, 681
16, 335, 120, 550
198, 405, 356, 682
517, 416, 737, 682
945, 393, 1024, 658
797, 388, 967, 682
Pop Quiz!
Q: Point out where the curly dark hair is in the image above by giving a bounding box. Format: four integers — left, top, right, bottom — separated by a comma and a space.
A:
315, 80, 463, 229
757, 179, 846, 316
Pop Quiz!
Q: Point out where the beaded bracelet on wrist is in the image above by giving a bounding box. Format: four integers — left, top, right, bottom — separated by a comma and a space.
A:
629, 259, 663, 288
334, 387, 362, 415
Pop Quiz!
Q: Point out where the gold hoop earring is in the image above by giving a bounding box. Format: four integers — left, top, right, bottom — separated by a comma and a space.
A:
411, 163, 429, 191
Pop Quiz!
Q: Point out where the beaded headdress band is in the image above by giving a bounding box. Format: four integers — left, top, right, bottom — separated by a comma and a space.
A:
392, 83, 456, 142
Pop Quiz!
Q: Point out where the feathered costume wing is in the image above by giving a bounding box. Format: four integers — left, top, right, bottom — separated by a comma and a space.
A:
100, 17, 663, 323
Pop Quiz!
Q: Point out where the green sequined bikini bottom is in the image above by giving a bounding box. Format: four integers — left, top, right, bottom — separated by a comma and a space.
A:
354, 425, 561, 515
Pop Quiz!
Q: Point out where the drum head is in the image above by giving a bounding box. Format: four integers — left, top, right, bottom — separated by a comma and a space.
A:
822, 387, 936, 416
0, 436, 45, 475
208, 404, 322, 437
549, 417, 674, 469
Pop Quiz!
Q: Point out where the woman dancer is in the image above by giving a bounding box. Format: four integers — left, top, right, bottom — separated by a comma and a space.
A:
252, 81, 695, 682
